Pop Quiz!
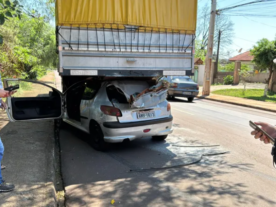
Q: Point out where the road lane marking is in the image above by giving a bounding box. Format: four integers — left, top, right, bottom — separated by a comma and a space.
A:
173, 108, 194, 115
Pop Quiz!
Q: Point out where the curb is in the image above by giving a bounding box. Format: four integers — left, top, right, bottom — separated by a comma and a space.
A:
54, 120, 66, 207
197, 96, 276, 113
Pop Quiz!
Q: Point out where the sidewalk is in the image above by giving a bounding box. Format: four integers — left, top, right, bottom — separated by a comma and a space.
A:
198, 92, 276, 113
199, 83, 266, 92
197, 83, 276, 113
0, 116, 57, 207
0, 71, 59, 207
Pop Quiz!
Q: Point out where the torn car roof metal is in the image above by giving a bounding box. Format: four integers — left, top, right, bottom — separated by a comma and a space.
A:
108, 80, 169, 108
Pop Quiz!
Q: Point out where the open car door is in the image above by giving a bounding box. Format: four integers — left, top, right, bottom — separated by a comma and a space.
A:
3, 79, 64, 122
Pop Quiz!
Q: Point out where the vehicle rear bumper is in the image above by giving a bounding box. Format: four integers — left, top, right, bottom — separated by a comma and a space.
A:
102, 116, 173, 143
168, 90, 199, 97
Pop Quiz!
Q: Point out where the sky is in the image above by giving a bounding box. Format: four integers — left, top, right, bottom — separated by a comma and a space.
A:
198, 0, 276, 58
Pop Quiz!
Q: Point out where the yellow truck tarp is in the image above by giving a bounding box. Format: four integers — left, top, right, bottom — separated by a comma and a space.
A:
55, 0, 197, 34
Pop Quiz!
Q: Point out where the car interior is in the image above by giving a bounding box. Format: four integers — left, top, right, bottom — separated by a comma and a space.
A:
66, 81, 100, 121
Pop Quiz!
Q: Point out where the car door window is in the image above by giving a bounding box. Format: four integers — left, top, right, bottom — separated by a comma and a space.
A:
6, 80, 58, 98
82, 83, 100, 100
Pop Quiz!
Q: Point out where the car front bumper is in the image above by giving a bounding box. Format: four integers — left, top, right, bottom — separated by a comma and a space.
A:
102, 116, 173, 143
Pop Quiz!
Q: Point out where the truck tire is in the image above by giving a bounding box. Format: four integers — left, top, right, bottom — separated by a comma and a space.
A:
152, 135, 168, 141
188, 97, 194, 102
89, 121, 109, 151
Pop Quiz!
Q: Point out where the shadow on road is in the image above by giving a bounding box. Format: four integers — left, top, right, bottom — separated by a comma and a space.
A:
59, 122, 276, 207
168, 97, 204, 103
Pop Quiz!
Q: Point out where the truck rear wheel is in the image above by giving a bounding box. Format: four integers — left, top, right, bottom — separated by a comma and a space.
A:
89, 121, 109, 151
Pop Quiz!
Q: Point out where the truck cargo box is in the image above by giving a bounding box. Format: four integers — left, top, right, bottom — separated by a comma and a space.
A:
56, 0, 198, 77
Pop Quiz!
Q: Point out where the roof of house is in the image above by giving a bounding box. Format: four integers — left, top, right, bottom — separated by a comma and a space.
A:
194, 58, 204, 65
229, 51, 254, 62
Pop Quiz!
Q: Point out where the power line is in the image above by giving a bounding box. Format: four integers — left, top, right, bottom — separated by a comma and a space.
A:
242, 16, 276, 28
234, 36, 256, 43
223, 13, 276, 18
218, 0, 276, 12
218, 0, 276, 18
220, 0, 251, 8
232, 42, 243, 48
222, 0, 276, 8
219, 0, 276, 13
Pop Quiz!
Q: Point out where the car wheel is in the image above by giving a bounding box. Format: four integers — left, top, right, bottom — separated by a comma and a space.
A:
89, 121, 109, 151
188, 97, 194, 102
152, 135, 168, 141
167, 93, 172, 100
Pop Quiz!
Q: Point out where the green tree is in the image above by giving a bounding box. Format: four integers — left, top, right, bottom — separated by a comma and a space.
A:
0, 14, 57, 79
218, 62, 250, 72
17, 0, 55, 22
16, 15, 57, 67
239, 70, 252, 95
195, 40, 206, 62
250, 38, 276, 85
0, 0, 22, 43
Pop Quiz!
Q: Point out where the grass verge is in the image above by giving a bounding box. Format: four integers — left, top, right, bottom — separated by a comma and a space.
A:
212, 89, 276, 103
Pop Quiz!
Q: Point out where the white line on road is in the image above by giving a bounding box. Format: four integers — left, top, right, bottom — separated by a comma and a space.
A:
173, 108, 194, 115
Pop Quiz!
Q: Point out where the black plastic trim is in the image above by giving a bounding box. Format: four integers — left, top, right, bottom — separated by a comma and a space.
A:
80, 116, 88, 119
103, 116, 173, 129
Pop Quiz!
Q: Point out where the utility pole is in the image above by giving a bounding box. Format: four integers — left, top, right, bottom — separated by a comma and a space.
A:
215, 30, 222, 74
202, 0, 217, 96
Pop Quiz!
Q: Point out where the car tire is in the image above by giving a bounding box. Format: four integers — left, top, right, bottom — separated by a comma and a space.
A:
152, 135, 168, 141
188, 97, 194, 102
89, 121, 109, 151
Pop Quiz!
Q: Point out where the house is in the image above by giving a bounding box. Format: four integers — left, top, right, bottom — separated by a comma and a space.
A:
194, 58, 204, 65
193, 58, 205, 85
229, 51, 255, 71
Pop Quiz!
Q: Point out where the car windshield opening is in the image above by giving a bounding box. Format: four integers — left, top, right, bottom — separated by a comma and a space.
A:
106, 85, 128, 104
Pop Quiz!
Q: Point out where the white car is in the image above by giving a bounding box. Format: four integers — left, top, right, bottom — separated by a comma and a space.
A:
4, 78, 173, 151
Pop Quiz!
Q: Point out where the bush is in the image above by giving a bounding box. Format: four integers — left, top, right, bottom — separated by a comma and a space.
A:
223, 75, 234, 85
219, 63, 251, 72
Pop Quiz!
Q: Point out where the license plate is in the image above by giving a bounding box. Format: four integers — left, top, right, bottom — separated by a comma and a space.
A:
183, 92, 192, 95
137, 111, 155, 119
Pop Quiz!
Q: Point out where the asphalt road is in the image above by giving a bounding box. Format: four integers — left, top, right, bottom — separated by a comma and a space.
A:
59, 98, 276, 207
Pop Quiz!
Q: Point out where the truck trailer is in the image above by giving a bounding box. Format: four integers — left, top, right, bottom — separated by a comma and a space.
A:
55, 0, 198, 83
